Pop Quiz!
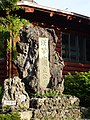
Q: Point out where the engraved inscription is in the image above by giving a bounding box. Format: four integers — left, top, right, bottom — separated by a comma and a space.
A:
39, 37, 50, 88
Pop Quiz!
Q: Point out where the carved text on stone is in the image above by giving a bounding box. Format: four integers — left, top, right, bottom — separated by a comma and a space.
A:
39, 37, 50, 88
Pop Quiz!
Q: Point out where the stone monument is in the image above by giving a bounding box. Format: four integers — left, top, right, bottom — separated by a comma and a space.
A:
14, 25, 64, 95
1, 25, 81, 119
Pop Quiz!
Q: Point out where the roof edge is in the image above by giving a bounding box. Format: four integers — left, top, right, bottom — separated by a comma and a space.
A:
17, 1, 90, 20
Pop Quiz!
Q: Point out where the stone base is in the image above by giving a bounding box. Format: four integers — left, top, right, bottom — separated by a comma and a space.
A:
19, 111, 32, 120
20, 95, 81, 120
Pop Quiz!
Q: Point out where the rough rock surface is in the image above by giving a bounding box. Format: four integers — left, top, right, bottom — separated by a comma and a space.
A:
2, 76, 30, 111
14, 25, 64, 94
19, 95, 81, 120
1, 24, 82, 119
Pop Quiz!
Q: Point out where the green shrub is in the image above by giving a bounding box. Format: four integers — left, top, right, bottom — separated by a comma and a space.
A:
64, 71, 90, 107
44, 89, 58, 98
85, 107, 90, 118
32, 89, 58, 98
0, 112, 20, 120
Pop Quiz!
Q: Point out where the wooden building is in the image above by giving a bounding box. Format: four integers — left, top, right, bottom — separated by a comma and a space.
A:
0, 0, 90, 83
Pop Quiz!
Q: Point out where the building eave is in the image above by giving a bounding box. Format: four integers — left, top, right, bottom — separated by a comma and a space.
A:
17, 1, 90, 20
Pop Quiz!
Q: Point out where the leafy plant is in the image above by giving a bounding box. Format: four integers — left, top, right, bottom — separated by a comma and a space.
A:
65, 117, 75, 120
0, 112, 20, 120
0, 0, 31, 61
32, 89, 58, 98
44, 114, 48, 120
44, 89, 58, 98
2, 105, 11, 112
85, 107, 90, 118
0, 0, 20, 14
64, 71, 90, 107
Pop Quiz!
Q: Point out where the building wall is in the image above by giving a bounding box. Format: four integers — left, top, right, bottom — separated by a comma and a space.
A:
0, 58, 8, 85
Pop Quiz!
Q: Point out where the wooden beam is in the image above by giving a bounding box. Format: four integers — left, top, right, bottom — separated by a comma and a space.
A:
24, 6, 34, 13
50, 12, 54, 17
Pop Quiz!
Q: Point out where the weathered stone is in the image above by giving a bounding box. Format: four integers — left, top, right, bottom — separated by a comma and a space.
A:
14, 25, 64, 95
2, 76, 30, 111
29, 95, 81, 119
19, 111, 32, 120
1, 24, 82, 119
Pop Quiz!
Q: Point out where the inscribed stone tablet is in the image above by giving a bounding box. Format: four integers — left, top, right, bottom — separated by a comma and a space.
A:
39, 37, 50, 88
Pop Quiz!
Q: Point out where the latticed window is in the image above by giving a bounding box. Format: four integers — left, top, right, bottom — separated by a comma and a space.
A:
62, 32, 90, 63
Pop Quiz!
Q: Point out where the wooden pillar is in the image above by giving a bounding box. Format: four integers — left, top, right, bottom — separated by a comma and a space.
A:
9, 35, 13, 78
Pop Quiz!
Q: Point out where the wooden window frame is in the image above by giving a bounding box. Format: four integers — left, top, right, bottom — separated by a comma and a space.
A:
62, 32, 90, 63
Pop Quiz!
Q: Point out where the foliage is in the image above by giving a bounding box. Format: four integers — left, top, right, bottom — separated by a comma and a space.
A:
64, 71, 90, 107
0, 0, 19, 59
44, 114, 48, 120
0, 0, 20, 13
0, 0, 31, 59
32, 89, 58, 98
44, 89, 58, 98
0, 112, 20, 120
2, 105, 11, 112
0, 15, 30, 39
84, 107, 90, 118
65, 117, 75, 120
12, 45, 17, 61
0, 16, 30, 59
